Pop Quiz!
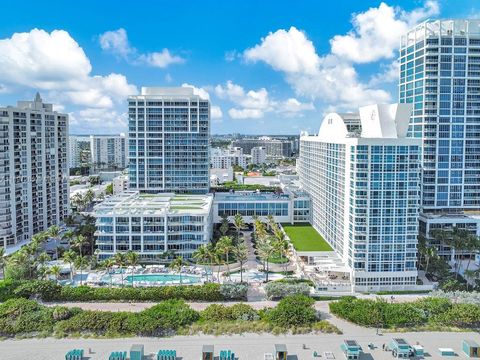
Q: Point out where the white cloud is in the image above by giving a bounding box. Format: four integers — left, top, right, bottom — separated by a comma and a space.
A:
0, 28, 138, 133
228, 108, 264, 119
99, 28, 185, 68
215, 81, 314, 119
211, 105, 223, 119
243, 28, 390, 110
369, 60, 400, 86
0, 29, 137, 108
242, 2, 439, 112
330, 1, 439, 63
224, 50, 239, 62
99, 28, 131, 59
244, 27, 319, 74
181, 83, 210, 100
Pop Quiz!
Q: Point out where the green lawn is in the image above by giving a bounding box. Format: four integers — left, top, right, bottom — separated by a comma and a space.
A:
282, 223, 333, 252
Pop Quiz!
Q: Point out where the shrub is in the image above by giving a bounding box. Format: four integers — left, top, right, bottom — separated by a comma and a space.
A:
201, 303, 259, 322
433, 303, 480, 328
265, 295, 317, 328
125, 300, 199, 336
13, 280, 62, 301
265, 282, 311, 300
56, 310, 132, 336
52, 306, 74, 321
219, 283, 248, 300
0, 299, 55, 336
275, 278, 315, 287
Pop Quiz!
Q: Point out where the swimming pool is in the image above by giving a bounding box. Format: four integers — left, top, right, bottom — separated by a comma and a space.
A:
123, 274, 201, 284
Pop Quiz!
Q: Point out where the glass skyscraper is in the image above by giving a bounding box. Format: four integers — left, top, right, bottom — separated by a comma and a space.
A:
127, 87, 210, 194
400, 20, 480, 257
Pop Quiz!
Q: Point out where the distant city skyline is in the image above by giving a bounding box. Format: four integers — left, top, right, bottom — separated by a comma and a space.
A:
0, 1, 478, 135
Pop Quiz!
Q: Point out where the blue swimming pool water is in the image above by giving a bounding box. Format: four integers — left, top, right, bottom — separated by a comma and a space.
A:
124, 274, 201, 284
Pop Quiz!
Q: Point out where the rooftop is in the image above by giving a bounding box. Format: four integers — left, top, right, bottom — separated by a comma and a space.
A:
94, 191, 213, 216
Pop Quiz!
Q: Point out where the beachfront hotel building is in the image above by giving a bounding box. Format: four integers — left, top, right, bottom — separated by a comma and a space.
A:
0, 93, 69, 251
127, 87, 210, 194
400, 19, 480, 258
299, 104, 422, 290
94, 191, 213, 261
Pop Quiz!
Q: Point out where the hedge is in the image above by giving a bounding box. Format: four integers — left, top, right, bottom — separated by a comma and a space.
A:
0, 280, 247, 302
265, 282, 311, 300
329, 296, 480, 329
0, 296, 339, 338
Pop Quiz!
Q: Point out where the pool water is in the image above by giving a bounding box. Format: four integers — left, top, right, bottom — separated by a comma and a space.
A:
124, 274, 201, 284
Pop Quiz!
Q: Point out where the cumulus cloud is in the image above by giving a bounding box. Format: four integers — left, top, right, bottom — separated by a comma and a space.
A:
215, 80, 314, 119
181, 83, 210, 100
211, 106, 223, 119
330, 1, 439, 63
99, 28, 184, 68
0, 28, 138, 132
242, 1, 439, 111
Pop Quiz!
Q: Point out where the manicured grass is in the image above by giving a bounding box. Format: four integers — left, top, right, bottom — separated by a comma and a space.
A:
282, 223, 333, 252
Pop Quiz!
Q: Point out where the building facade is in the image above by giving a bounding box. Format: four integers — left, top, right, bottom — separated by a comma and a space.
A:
128, 87, 210, 194
90, 134, 126, 171
299, 104, 421, 290
251, 146, 266, 165
94, 191, 213, 261
68, 135, 90, 169
232, 137, 292, 159
210, 146, 248, 169
400, 20, 480, 256
0, 93, 69, 250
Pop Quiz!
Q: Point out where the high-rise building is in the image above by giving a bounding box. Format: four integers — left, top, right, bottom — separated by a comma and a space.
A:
127, 87, 210, 194
232, 137, 292, 159
90, 134, 126, 171
0, 93, 69, 250
68, 135, 90, 169
299, 104, 421, 291
251, 146, 266, 165
400, 20, 480, 257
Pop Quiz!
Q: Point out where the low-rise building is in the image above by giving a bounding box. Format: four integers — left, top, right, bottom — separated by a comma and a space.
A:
94, 191, 213, 261
210, 147, 248, 169
113, 175, 128, 195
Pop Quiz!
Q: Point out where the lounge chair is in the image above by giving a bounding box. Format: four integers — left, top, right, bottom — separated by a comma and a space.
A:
219, 349, 235, 360
109, 351, 127, 360
65, 349, 84, 360
157, 349, 177, 359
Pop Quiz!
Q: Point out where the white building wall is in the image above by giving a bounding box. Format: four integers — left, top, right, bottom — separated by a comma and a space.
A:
0, 93, 69, 250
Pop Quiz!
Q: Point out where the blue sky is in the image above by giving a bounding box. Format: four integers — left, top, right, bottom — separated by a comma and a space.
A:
0, 0, 477, 134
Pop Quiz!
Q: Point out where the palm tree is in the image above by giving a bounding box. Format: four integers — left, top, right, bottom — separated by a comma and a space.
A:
126, 251, 140, 287
233, 213, 245, 243
219, 214, 230, 237
233, 240, 248, 282
169, 256, 187, 285
37, 251, 51, 268
62, 229, 75, 248
72, 235, 88, 257
424, 246, 438, 275
257, 236, 276, 282
206, 243, 218, 282
74, 255, 89, 286
113, 252, 126, 287
217, 236, 234, 280
50, 265, 61, 284
102, 258, 116, 287
63, 250, 77, 282
464, 235, 480, 273
192, 245, 210, 282
0, 247, 6, 279
47, 225, 62, 260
